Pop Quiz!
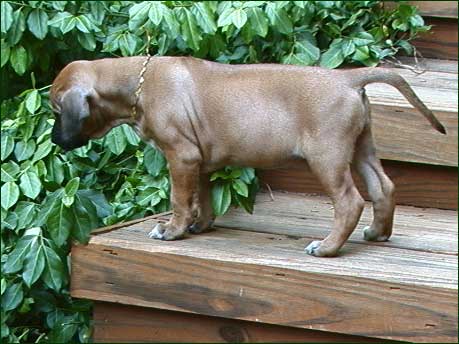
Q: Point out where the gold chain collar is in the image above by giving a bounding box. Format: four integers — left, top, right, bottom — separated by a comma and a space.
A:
130, 32, 152, 120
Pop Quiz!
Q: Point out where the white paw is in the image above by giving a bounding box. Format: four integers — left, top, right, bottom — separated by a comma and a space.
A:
148, 223, 165, 240
305, 240, 322, 256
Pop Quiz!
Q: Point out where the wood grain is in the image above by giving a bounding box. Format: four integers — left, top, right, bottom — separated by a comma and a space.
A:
384, 1, 458, 18
371, 105, 457, 166
83, 212, 458, 289
93, 301, 388, 343
365, 70, 457, 113
258, 160, 458, 210
213, 192, 458, 255
380, 57, 458, 74
412, 18, 458, 60
71, 227, 458, 342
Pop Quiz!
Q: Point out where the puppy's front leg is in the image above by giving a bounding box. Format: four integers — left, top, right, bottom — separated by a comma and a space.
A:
149, 158, 200, 241
188, 173, 215, 234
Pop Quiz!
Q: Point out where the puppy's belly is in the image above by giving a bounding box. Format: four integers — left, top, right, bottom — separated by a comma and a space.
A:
202, 143, 300, 172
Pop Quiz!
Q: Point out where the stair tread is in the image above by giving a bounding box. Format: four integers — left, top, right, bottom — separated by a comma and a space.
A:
87, 191, 458, 290
72, 191, 458, 342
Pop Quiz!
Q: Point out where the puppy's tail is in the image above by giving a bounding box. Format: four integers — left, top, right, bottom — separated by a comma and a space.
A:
350, 68, 446, 134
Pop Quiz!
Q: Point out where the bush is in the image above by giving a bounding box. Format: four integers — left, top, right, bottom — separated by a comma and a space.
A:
1, 1, 429, 342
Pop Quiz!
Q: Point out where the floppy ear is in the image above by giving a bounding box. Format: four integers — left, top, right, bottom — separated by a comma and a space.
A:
61, 87, 91, 122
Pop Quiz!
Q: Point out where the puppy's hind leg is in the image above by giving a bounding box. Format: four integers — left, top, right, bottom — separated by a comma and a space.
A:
354, 126, 395, 242
304, 150, 365, 257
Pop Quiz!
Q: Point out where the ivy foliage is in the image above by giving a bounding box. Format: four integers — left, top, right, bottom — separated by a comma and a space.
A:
1, 1, 429, 343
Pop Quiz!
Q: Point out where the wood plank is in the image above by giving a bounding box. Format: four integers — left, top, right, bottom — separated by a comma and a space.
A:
366, 80, 457, 113
258, 160, 458, 210
71, 225, 458, 342
384, 1, 458, 18
412, 18, 458, 60
93, 301, 388, 343
380, 57, 458, 74
213, 192, 458, 255
372, 105, 457, 166
81, 217, 458, 289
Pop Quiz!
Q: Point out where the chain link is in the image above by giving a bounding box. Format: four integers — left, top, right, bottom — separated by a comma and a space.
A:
131, 31, 152, 120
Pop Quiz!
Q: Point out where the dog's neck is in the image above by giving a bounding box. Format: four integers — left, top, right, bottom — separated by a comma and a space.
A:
91, 57, 151, 126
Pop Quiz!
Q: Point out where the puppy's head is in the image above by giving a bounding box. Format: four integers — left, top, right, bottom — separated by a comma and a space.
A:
50, 61, 117, 151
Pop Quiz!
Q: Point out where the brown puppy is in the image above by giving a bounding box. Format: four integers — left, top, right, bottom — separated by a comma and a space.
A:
50, 56, 445, 257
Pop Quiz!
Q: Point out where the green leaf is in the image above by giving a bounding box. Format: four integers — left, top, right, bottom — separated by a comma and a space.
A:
105, 126, 127, 155
77, 32, 97, 51
27, 9, 48, 39
32, 140, 53, 162
23, 244, 45, 287
217, 7, 235, 27
14, 140, 36, 161
1, 162, 20, 182
240, 168, 256, 184
42, 245, 65, 291
232, 179, 249, 197
10, 45, 28, 75
47, 202, 72, 246
46, 156, 65, 184
48, 11, 73, 30
144, 145, 166, 177
25, 89, 41, 114
89, 1, 105, 25
3, 235, 35, 273
128, 2, 151, 31
7, 9, 26, 45
70, 200, 93, 243
320, 44, 345, 69
341, 39, 356, 57
75, 14, 93, 33
179, 9, 202, 52
15, 201, 36, 230
352, 32, 375, 47
2, 283, 23, 311
162, 8, 180, 37
1, 279, 6, 295
148, 1, 166, 26
211, 182, 231, 216
398, 40, 414, 55
35, 189, 64, 226
192, 2, 217, 34
1, 181, 19, 210
1, 42, 10, 67
294, 40, 320, 65
19, 170, 42, 199
1, 134, 14, 160
48, 315, 79, 343
122, 125, 140, 145
136, 188, 161, 207
119, 32, 138, 56
247, 7, 268, 37
64, 177, 80, 197
1, 2, 13, 33
62, 195, 74, 207
265, 3, 292, 34
232, 9, 248, 29
352, 45, 370, 61
61, 16, 77, 34
3, 209, 18, 230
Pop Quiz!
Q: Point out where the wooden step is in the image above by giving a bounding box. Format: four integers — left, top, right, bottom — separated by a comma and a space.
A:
366, 58, 457, 167
259, 160, 458, 210
71, 192, 458, 343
